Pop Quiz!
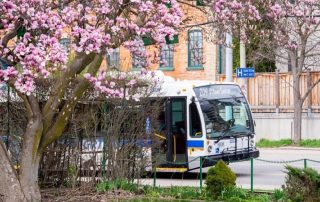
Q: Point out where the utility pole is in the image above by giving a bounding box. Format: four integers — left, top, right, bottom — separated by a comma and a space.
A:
225, 33, 233, 82
240, 41, 248, 97
225, 33, 233, 121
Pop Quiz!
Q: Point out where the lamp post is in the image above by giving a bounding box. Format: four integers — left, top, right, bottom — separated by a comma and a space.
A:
225, 33, 233, 82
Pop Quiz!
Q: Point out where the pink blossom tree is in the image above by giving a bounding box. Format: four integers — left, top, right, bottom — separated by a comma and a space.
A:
0, 0, 182, 201
209, 0, 320, 144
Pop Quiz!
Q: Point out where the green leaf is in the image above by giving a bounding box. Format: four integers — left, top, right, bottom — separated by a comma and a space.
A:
196, 0, 205, 6
17, 26, 26, 39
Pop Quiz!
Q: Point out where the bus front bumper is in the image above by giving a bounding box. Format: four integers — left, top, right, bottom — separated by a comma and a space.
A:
202, 149, 259, 167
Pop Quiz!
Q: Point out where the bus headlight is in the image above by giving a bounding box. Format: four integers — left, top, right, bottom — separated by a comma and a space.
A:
250, 139, 255, 147
208, 145, 213, 153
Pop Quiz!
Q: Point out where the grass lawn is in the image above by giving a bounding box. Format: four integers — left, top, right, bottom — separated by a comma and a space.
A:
256, 139, 320, 148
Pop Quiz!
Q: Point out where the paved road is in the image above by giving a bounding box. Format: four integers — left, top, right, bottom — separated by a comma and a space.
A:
139, 148, 320, 190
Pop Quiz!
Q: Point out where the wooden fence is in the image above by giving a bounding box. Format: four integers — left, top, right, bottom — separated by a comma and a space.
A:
218, 71, 320, 113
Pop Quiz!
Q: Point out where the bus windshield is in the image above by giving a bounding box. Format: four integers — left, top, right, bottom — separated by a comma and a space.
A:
194, 85, 254, 139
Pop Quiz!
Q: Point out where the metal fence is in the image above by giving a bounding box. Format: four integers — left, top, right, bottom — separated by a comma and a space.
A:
151, 157, 320, 192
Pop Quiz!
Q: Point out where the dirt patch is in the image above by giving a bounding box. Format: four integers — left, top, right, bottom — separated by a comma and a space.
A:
42, 188, 135, 202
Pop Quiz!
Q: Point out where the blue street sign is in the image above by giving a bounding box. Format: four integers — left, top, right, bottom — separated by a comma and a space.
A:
236, 67, 255, 78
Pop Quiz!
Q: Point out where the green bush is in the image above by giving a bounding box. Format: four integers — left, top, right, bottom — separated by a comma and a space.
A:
283, 165, 320, 202
272, 189, 285, 201
205, 160, 237, 198
96, 179, 138, 193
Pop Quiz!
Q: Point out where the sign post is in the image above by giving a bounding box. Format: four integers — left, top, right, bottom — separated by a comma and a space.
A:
236, 67, 255, 96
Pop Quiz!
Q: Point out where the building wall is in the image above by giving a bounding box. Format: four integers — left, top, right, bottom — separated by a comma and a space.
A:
105, 3, 218, 81
253, 113, 320, 140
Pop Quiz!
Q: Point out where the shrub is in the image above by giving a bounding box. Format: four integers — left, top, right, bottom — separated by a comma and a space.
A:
96, 179, 138, 193
205, 160, 237, 198
283, 165, 320, 202
272, 189, 285, 201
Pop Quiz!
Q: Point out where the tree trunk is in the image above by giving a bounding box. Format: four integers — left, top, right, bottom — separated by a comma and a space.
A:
292, 73, 303, 144
0, 142, 26, 202
19, 155, 41, 202
19, 116, 43, 202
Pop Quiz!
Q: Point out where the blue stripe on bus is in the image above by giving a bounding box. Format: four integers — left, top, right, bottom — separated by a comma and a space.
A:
187, 140, 204, 148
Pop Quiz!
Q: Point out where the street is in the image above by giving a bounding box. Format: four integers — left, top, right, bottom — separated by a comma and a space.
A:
139, 148, 320, 190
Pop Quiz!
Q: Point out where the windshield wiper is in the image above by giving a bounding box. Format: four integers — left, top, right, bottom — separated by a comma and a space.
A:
214, 131, 252, 143
214, 129, 231, 143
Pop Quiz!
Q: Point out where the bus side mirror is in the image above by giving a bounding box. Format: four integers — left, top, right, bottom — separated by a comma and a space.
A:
191, 96, 195, 103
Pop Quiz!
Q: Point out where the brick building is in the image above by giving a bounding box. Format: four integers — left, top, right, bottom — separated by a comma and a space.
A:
86, 3, 218, 81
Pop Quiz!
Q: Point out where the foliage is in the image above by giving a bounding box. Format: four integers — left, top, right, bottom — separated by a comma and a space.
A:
142, 186, 205, 200
210, 0, 320, 144
96, 179, 139, 193
256, 139, 292, 148
0, 0, 183, 200
300, 139, 320, 148
205, 160, 237, 198
283, 165, 320, 202
233, 38, 276, 73
272, 189, 285, 201
96, 183, 284, 202
65, 164, 77, 188
257, 139, 320, 148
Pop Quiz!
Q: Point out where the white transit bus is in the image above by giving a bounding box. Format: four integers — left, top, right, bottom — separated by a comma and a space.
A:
152, 78, 259, 172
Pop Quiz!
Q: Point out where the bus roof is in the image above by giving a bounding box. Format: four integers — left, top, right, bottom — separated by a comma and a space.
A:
155, 71, 239, 98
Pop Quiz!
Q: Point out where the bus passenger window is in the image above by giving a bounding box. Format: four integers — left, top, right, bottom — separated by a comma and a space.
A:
190, 103, 202, 137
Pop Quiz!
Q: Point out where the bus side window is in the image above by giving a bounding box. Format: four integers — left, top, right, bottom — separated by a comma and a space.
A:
189, 103, 202, 137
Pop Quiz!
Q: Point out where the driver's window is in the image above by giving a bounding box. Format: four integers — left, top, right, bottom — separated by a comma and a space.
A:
189, 103, 202, 138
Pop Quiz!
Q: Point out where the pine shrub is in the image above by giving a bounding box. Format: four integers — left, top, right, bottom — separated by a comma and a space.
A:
283, 165, 320, 202
205, 160, 237, 198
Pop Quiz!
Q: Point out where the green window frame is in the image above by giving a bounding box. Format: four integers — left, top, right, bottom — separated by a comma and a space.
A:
159, 44, 174, 71
188, 30, 203, 70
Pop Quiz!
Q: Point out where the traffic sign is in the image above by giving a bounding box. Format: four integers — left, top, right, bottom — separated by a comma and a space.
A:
236, 67, 255, 78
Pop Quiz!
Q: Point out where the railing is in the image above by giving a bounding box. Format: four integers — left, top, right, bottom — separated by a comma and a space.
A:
152, 156, 320, 192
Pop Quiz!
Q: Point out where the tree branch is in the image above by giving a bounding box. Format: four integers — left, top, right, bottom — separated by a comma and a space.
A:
301, 77, 320, 102
42, 52, 95, 134
39, 54, 103, 150
1, 24, 20, 48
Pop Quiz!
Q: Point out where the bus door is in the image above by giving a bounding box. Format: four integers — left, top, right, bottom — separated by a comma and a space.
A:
187, 101, 205, 170
165, 97, 187, 166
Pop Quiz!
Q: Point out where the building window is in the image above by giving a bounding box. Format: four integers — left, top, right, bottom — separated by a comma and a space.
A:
160, 44, 174, 70
132, 46, 146, 69
60, 38, 71, 53
188, 30, 203, 69
107, 48, 120, 69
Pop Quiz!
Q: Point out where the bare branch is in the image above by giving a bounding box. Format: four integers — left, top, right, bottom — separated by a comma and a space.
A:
301, 77, 320, 102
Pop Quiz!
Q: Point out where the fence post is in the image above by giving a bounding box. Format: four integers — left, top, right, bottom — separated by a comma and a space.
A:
304, 159, 307, 169
307, 69, 312, 115
153, 168, 157, 187
250, 157, 253, 192
275, 69, 280, 113
200, 157, 203, 191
